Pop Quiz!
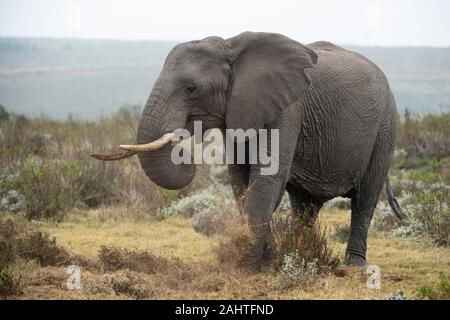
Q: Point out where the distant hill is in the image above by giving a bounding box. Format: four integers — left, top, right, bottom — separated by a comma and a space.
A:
0, 37, 449, 119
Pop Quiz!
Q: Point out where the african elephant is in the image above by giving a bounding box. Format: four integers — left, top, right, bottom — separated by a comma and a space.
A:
93, 32, 402, 270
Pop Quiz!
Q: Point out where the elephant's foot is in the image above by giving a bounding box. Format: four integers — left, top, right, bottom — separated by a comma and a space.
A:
242, 238, 272, 273
344, 252, 366, 267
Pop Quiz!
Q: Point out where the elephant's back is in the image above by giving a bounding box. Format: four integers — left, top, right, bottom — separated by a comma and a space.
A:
290, 41, 394, 198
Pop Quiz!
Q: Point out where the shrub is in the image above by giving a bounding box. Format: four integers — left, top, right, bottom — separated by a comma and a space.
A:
0, 268, 22, 297
0, 105, 10, 122
0, 239, 15, 269
83, 278, 112, 296
15, 158, 82, 220
277, 252, 319, 289
103, 271, 149, 299
417, 272, 450, 300
0, 216, 71, 267
373, 179, 450, 246
76, 160, 119, 208
0, 190, 25, 213
272, 212, 340, 274
192, 206, 231, 237
384, 290, 407, 300
159, 189, 219, 218
98, 245, 182, 274
17, 230, 71, 266
397, 110, 450, 160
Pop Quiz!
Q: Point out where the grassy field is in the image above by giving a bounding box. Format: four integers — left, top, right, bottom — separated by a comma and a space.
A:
1, 207, 447, 300
0, 106, 449, 300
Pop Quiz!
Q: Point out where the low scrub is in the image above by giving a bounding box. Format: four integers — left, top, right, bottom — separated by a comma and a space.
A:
192, 204, 237, 237
0, 216, 71, 267
373, 179, 450, 246
98, 245, 183, 275
0, 105, 167, 220
103, 270, 149, 299
277, 252, 319, 289
0, 268, 22, 297
159, 189, 220, 218
272, 212, 340, 277
15, 158, 81, 220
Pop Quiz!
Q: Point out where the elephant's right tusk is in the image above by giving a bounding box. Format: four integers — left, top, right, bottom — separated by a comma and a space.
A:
91, 150, 137, 161
119, 132, 176, 152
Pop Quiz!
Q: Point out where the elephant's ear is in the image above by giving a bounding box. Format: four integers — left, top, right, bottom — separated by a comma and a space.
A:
225, 32, 318, 131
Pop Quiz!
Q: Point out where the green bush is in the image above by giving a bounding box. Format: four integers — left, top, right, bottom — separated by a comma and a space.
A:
0, 105, 10, 122
417, 272, 450, 300
15, 158, 81, 220
0, 239, 15, 269
76, 160, 119, 208
373, 179, 450, 246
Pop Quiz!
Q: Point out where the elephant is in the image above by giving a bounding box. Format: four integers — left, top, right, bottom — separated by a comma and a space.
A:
92, 32, 402, 270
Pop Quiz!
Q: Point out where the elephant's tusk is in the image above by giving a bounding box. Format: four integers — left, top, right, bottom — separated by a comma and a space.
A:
119, 132, 177, 152
91, 150, 137, 161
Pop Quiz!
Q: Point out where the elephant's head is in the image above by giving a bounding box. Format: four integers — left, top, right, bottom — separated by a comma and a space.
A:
92, 32, 317, 190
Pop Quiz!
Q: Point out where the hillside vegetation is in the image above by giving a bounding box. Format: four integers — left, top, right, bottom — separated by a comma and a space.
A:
0, 105, 449, 299
0, 37, 449, 119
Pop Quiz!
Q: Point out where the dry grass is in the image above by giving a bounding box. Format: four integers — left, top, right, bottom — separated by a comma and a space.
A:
213, 216, 254, 268
1, 206, 447, 300
98, 245, 185, 275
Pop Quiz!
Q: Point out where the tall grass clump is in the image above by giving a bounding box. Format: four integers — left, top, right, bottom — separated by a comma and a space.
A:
271, 211, 340, 288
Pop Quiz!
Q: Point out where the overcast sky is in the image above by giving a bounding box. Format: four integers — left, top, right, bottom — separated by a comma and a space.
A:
0, 0, 449, 46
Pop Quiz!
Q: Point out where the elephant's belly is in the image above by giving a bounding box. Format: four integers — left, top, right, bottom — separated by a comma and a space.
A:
288, 134, 376, 199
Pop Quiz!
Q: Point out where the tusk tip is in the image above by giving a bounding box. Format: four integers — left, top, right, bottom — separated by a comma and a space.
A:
90, 150, 137, 161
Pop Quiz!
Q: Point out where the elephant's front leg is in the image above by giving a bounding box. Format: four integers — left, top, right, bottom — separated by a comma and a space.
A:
243, 174, 285, 270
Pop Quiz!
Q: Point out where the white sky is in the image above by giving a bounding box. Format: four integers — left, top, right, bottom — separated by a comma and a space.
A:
0, 0, 449, 46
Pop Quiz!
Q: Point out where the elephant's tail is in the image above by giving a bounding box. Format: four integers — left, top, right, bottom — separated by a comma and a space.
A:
385, 176, 404, 220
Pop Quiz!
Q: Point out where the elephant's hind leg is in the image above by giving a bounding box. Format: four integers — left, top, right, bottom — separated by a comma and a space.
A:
346, 124, 395, 266
287, 185, 323, 225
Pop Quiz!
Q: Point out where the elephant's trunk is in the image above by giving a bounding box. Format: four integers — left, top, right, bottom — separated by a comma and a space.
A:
91, 82, 196, 190
136, 87, 195, 190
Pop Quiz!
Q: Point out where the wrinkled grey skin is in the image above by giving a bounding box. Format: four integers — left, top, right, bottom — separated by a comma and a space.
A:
137, 32, 400, 270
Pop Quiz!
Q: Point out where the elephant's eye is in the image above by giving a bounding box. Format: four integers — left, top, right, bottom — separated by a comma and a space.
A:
185, 86, 196, 97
